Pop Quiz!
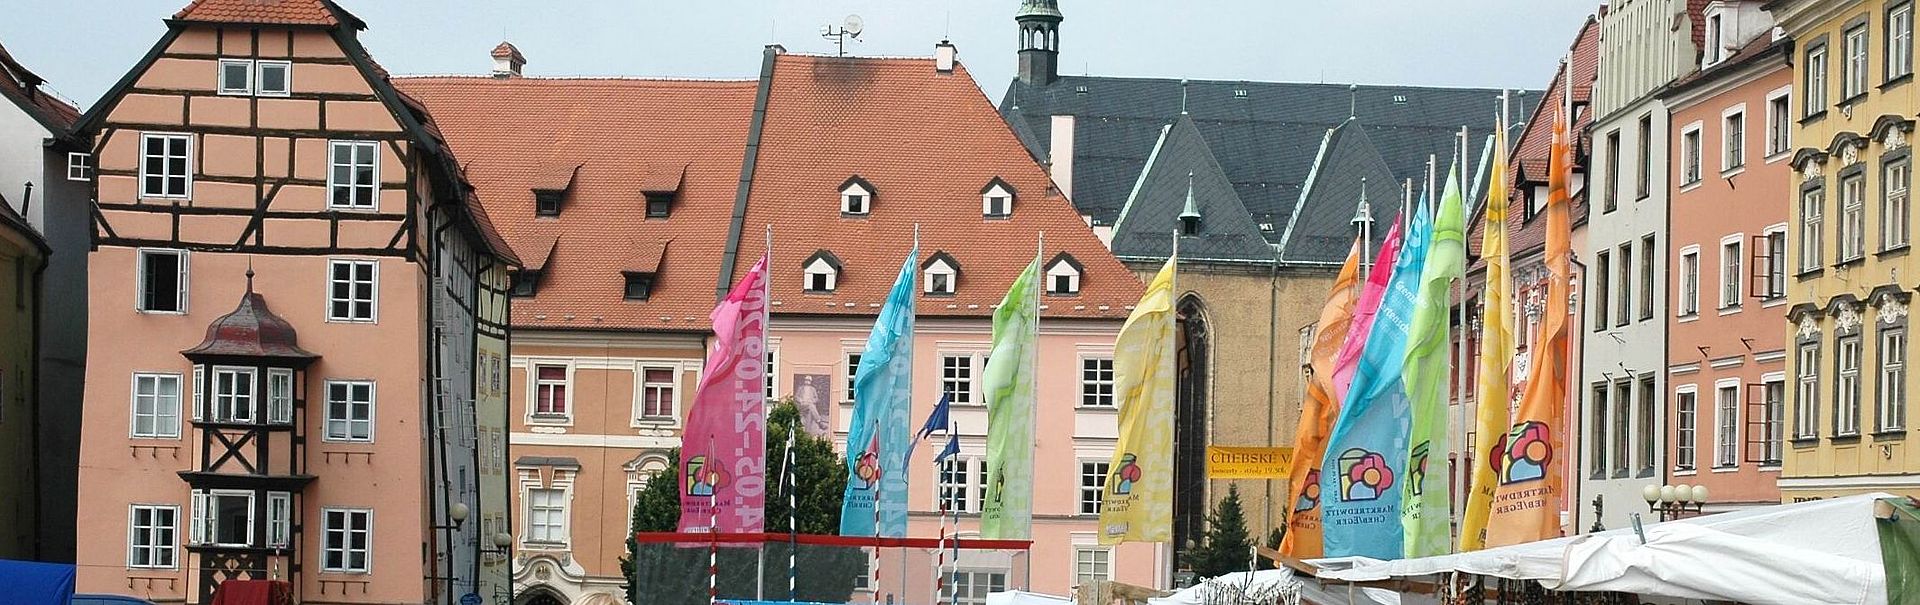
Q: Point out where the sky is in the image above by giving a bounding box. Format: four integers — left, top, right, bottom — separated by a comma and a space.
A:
2, 1, 1599, 110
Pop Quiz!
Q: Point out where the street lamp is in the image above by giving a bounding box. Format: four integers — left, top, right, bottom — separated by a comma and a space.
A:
1642, 483, 1709, 521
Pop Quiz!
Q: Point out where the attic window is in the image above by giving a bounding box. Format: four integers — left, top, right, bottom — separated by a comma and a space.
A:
509, 270, 541, 297
532, 163, 581, 217
803, 251, 843, 293
1045, 252, 1083, 296
623, 272, 655, 300
535, 192, 562, 216
1258, 222, 1275, 233
981, 178, 1016, 218
645, 193, 674, 218
1392, 95, 1408, 104
922, 252, 959, 296
841, 176, 874, 216
1181, 214, 1201, 236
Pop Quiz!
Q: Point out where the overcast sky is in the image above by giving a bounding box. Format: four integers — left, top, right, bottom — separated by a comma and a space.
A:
3, 1, 1598, 109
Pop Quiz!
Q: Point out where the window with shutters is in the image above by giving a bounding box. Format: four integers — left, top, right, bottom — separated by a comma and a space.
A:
1720, 237, 1743, 310
191, 489, 254, 547
137, 249, 188, 313
1755, 228, 1787, 300
1749, 377, 1786, 465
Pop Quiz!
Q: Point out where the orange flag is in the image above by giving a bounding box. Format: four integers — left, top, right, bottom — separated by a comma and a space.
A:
1280, 238, 1362, 558
1485, 91, 1572, 547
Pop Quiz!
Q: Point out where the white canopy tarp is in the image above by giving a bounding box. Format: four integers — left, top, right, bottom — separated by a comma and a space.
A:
985, 590, 1074, 605
1149, 569, 1301, 605
1309, 492, 1894, 605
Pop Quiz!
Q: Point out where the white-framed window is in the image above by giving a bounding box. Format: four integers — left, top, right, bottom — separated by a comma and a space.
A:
937, 457, 984, 513
1675, 386, 1697, 471
1887, 159, 1912, 250
1838, 334, 1862, 436
137, 248, 189, 313
639, 366, 676, 420
66, 152, 91, 181
1720, 237, 1743, 310
765, 346, 780, 400
218, 58, 253, 95
1796, 343, 1821, 439
127, 505, 178, 568
1807, 44, 1830, 114
1678, 247, 1700, 317
1894, 2, 1916, 81
324, 380, 374, 442
840, 178, 872, 215
327, 140, 380, 210
1046, 255, 1082, 295
1760, 227, 1789, 300
531, 364, 569, 418
256, 60, 291, 97
1846, 24, 1871, 99
526, 487, 568, 544
924, 255, 957, 295
190, 489, 254, 547
1801, 187, 1825, 271
1881, 327, 1908, 432
954, 570, 1008, 605
982, 182, 1014, 218
804, 255, 839, 293
130, 373, 182, 439
1842, 172, 1867, 261
321, 508, 372, 573
327, 259, 378, 322
1706, 12, 1726, 65
844, 352, 862, 402
1766, 88, 1793, 156
210, 366, 255, 424
1080, 357, 1114, 407
1761, 376, 1787, 465
1074, 547, 1112, 586
192, 366, 204, 422
267, 368, 293, 425
1681, 123, 1703, 185
1723, 108, 1746, 171
1715, 381, 1740, 468
266, 491, 291, 548
140, 133, 192, 198
1078, 461, 1109, 515
941, 354, 976, 405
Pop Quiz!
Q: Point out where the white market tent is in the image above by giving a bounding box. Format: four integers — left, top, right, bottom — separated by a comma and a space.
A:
1308, 492, 1897, 605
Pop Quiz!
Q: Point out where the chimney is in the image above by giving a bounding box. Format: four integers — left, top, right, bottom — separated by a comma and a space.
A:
491, 42, 525, 78
935, 40, 957, 73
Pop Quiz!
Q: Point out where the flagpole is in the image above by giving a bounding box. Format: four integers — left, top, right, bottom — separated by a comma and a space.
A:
1426, 154, 1438, 214
786, 415, 798, 602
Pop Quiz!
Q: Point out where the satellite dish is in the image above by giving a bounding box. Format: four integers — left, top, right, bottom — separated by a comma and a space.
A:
844, 14, 864, 37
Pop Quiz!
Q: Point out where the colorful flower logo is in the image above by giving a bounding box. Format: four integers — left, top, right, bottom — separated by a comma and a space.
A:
1491, 421, 1552, 485
684, 455, 729, 497
1110, 453, 1143, 495
1336, 448, 1395, 502
1293, 469, 1322, 512
1408, 441, 1430, 497
854, 450, 882, 489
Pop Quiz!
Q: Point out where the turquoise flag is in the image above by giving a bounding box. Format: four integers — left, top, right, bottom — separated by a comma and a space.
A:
982, 259, 1040, 539
1320, 194, 1433, 560
840, 246, 917, 537
1401, 167, 1466, 558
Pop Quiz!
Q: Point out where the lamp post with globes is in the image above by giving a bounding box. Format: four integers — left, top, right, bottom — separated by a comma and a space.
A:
1642, 483, 1710, 521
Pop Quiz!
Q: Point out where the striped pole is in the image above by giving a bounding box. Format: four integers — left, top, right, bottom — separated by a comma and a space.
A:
709, 436, 720, 605
785, 422, 798, 602
934, 476, 948, 605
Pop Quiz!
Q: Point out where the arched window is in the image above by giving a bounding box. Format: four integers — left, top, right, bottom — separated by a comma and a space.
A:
1173, 294, 1210, 560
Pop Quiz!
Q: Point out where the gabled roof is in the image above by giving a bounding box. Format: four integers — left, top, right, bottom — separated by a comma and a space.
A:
1110, 115, 1273, 263
0, 40, 80, 135
491, 42, 525, 62
171, 0, 363, 29
395, 75, 758, 330
1278, 119, 1403, 264
1001, 76, 1534, 246
726, 52, 1140, 319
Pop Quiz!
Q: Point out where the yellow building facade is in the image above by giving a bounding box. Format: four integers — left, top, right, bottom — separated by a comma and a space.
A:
0, 201, 48, 559
1776, 0, 1920, 501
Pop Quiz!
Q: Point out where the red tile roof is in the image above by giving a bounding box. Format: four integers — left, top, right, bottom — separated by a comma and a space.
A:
0, 40, 80, 133
491, 42, 524, 61
171, 0, 354, 28
1468, 13, 1599, 265
394, 76, 759, 331
736, 53, 1141, 319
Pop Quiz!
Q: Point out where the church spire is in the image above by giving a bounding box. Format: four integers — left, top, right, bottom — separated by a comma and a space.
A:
1016, 0, 1063, 85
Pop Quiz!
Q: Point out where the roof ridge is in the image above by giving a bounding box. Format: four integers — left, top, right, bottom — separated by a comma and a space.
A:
394, 74, 759, 84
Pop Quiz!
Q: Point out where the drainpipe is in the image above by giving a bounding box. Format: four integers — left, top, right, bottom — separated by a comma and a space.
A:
1265, 251, 1279, 538
428, 205, 459, 603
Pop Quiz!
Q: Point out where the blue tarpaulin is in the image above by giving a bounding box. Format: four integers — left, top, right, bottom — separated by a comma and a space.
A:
0, 559, 76, 604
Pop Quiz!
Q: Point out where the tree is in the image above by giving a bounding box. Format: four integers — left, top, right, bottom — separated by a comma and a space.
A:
1257, 528, 1283, 571
1183, 484, 1255, 579
621, 400, 858, 605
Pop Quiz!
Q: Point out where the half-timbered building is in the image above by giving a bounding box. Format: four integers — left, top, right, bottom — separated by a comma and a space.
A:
71, 1, 517, 603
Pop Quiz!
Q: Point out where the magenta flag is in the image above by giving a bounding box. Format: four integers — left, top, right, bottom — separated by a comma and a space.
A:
1329, 219, 1404, 402
678, 255, 771, 533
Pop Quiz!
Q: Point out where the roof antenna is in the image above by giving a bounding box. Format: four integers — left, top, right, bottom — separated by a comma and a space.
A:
1349, 83, 1359, 120
1180, 79, 1190, 115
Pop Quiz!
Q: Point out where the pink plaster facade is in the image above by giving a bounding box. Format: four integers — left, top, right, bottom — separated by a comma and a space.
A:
1664, 49, 1793, 510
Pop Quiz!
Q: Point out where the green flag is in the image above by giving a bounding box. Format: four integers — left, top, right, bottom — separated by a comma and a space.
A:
1401, 164, 1466, 557
982, 259, 1040, 539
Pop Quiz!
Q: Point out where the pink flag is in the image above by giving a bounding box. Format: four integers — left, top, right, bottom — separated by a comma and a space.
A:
678, 255, 770, 533
1329, 220, 1405, 402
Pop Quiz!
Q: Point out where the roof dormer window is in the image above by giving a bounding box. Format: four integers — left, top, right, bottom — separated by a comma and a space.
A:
1705, 11, 1725, 66
1045, 252, 1082, 296
981, 178, 1016, 218
641, 163, 685, 219
841, 176, 875, 216
645, 193, 674, 219
623, 272, 655, 300
509, 270, 541, 297
804, 250, 843, 293
532, 162, 581, 217
922, 252, 959, 296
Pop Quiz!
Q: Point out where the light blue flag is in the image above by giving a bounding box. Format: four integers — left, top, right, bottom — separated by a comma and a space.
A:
1319, 194, 1433, 560
840, 246, 917, 537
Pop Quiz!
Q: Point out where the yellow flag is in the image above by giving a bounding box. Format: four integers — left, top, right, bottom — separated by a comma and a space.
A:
1099, 258, 1176, 545
1461, 114, 1514, 551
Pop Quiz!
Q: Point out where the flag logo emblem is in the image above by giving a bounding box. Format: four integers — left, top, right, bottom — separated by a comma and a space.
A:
854, 449, 882, 489
1408, 441, 1431, 497
1293, 469, 1322, 512
1336, 448, 1395, 502
1491, 421, 1553, 485
684, 455, 729, 497
1109, 453, 1143, 495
